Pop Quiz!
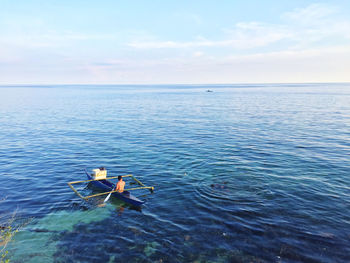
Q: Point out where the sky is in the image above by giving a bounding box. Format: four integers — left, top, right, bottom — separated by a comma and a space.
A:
0, 0, 350, 84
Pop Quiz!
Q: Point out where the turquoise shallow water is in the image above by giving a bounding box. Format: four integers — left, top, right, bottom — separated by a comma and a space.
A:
0, 84, 349, 262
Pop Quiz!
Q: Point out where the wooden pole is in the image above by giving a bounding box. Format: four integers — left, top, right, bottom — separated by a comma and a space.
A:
131, 176, 153, 192
68, 183, 87, 200
84, 186, 154, 199
125, 186, 154, 192
85, 190, 115, 199
67, 172, 154, 200
131, 175, 146, 186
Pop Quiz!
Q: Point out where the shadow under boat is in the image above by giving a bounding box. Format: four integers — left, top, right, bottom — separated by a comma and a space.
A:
86, 182, 145, 212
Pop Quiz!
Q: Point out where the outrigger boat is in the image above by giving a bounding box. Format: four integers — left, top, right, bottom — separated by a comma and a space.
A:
67, 168, 154, 207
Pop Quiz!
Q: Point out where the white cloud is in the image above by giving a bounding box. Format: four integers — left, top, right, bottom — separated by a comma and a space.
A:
60, 45, 350, 84
224, 22, 292, 48
1, 2, 350, 84
128, 3, 350, 52
128, 26, 291, 50
282, 3, 338, 25
280, 3, 350, 46
0, 16, 117, 49
1, 44, 349, 84
1, 32, 116, 49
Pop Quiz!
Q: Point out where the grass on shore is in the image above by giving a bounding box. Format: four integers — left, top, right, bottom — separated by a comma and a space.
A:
1, 198, 21, 263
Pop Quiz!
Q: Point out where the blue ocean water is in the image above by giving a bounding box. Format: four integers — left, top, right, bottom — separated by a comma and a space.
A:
0, 84, 349, 262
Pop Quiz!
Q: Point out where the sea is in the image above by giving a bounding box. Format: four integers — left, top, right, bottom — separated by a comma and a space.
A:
0, 83, 349, 263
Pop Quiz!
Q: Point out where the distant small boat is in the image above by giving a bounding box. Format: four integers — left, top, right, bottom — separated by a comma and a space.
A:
85, 170, 145, 206
206, 89, 213, 92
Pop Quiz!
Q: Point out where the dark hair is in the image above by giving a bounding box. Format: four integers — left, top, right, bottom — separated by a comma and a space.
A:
118, 176, 122, 180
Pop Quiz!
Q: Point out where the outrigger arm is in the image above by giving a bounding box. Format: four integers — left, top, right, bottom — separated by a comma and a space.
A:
67, 174, 154, 201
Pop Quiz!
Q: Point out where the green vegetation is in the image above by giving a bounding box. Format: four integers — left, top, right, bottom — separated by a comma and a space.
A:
1, 225, 18, 263
0, 198, 20, 263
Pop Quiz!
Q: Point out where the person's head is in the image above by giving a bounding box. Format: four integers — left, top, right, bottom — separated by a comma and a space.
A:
118, 175, 122, 181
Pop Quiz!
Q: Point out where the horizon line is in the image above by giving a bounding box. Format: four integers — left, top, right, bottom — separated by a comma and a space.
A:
0, 81, 349, 87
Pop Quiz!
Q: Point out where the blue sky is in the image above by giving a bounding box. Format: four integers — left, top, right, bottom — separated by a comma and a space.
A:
0, 0, 350, 84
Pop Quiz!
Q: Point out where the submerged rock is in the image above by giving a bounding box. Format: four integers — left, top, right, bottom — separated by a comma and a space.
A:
144, 241, 159, 257
210, 184, 226, 189
108, 255, 115, 263
29, 228, 54, 233
128, 226, 142, 235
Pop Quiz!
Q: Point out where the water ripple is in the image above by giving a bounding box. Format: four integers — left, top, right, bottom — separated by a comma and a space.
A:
1, 84, 349, 262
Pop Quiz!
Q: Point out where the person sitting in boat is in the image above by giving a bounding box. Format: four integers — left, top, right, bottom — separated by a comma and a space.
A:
115, 176, 125, 193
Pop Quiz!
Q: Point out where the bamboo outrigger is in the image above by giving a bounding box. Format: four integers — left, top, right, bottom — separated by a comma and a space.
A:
68, 169, 154, 206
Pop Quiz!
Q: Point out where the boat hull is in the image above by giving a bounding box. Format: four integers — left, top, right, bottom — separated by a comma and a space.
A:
85, 170, 145, 206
